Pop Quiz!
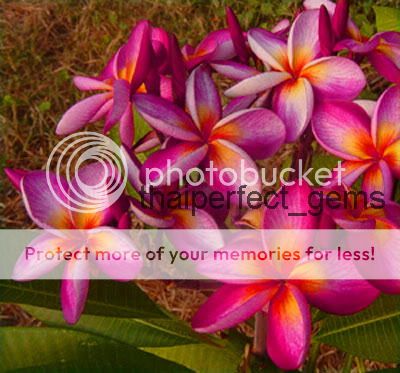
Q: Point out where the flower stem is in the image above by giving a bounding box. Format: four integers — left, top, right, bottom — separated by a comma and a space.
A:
252, 311, 267, 356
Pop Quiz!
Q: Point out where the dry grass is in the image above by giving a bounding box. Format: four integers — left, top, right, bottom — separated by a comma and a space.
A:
0, 0, 399, 371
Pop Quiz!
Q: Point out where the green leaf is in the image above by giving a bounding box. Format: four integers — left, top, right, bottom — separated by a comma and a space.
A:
374, 6, 400, 32
0, 327, 191, 372
141, 343, 242, 373
21, 304, 202, 347
315, 295, 400, 363
0, 280, 165, 319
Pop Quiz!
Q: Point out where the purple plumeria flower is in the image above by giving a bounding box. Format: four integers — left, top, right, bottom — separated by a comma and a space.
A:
225, 10, 366, 142
121, 145, 222, 229
133, 65, 286, 202
312, 85, 400, 200
192, 182, 380, 370
5, 163, 139, 324
56, 21, 152, 146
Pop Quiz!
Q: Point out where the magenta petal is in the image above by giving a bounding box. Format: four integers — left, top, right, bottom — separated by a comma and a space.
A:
134, 93, 201, 141
192, 283, 274, 333
5, 168, 28, 191
267, 284, 311, 370
272, 19, 291, 35
263, 183, 319, 229
133, 130, 161, 153
272, 78, 314, 142
369, 47, 400, 84
121, 145, 143, 192
118, 20, 151, 90
130, 198, 175, 228
288, 10, 320, 72
312, 100, 373, 160
362, 161, 393, 201
223, 95, 257, 117
247, 28, 288, 71
211, 61, 259, 81
170, 208, 219, 229
119, 103, 134, 147
21, 171, 72, 229
56, 93, 111, 135
140, 142, 208, 185
370, 280, 400, 295
302, 56, 366, 100
73, 76, 111, 91
294, 279, 379, 315
332, 0, 349, 39
225, 71, 291, 98
319, 5, 334, 56
168, 33, 187, 107
186, 65, 221, 136
105, 79, 130, 129
211, 108, 286, 159
371, 85, 400, 151
61, 275, 89, 325
226, 7, 249, 62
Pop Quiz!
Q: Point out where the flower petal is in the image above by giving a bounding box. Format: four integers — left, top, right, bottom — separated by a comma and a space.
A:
272, 77, 314, 142
293, 279, 379, 315
225, 71, 291, 98
211, 108, 285, 159
21, 171, 73, 229
105, 79, 131, 129
369, 44, 400, 84
354, 100, 376, 118
134, 94, 201, 141
263, 183, 319, 229
371, 85, 400, 152
130, 198, 175, 228
384, 139, 400, 178
211, 61, 259, 81
140, 142, 208, 185
223, 95, 257, 117
4, 168, 28, 191
186, 65, 221, 136
192, 283, 275, 333
119, 102, 134, 147
73, 76, 111, 91
362, 161, 393, 201
226, 7, 249, 62
312, 101, 375, 160
61, 267, 89, 325
288, 10, 320, 73
56, 93, 111, 135
170, 208, 219, 229
247, 28, 289, 71
301, 56, 365, 99
267, 283, 311, 370
206, 139, 261, 204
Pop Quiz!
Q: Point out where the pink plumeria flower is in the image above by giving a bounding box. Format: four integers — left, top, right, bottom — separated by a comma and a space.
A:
56, 21, 152, 146
5, 163, 140, 324
225, 10, 366, 142
133, 65, 286, 202
121, 145, 222, 229
192, 182, 379, 370
336, 32, 400, 84
312, 85, 400, 200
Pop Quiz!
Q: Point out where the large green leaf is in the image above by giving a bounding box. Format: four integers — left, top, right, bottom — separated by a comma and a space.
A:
315, 295, 400, 363
374, 6, 400, 32
21, 304, 203, 347
0, 280, 165, 318
0, 327, 191, 372
141, 329, 247, 373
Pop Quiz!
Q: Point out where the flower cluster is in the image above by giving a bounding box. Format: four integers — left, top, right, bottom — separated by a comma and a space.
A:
5, 0, 400, 369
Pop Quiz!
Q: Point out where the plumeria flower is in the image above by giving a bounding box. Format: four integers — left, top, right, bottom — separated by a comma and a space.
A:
192, 182, 379, 370
56, 21, 152, 146
336, 32, 400, 84
312, 85, 400, 200
121, 146, 222, 229
5, 163, 138, 324
133, 65, 286, 201
225, 10, 366, 142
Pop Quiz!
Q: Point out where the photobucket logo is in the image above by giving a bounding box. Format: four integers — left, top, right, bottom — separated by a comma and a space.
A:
144, 159, 346, 189
46, 132, 127, 213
